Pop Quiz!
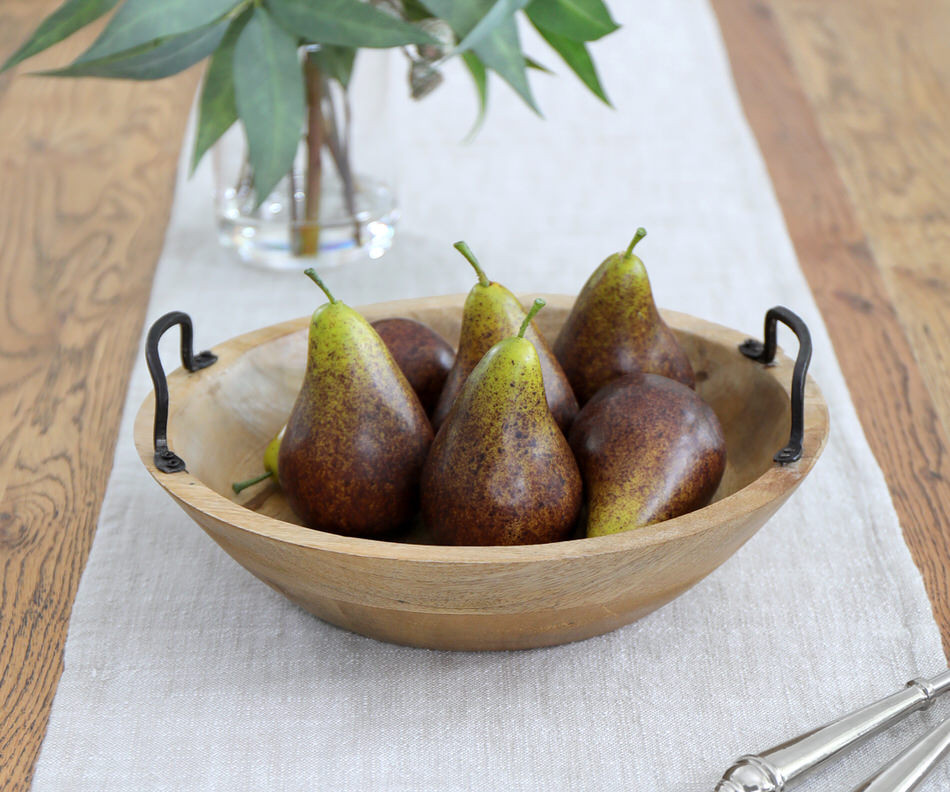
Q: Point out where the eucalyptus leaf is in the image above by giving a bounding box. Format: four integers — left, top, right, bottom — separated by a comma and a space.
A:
266, 0, 435, 48
311, 45, 357, 89
233, 7, 304, 207
453, 0, 530, 56
38, 19, 227, 80
525, 55, 552, 73
525, 0, 618, 41
461, 51, 487, 140
420, 0, 538, 113
192, 13, 249, 174
402, 0, 434, 22
78, 0, 240, 62
1, 0, 120, 72
534, 23, 610, 104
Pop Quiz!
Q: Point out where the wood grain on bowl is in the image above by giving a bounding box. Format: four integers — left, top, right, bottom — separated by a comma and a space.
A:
133, 295, 828, 650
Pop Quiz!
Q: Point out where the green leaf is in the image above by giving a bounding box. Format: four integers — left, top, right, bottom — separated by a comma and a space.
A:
2, 0, 120, 72
461, 51, 487, 140
191, 13, 249, 174
233, 7, 304, 207
525, 0, 618, 41
534, 23, 610, 104
78, 0, 240, 62
266, 0, 436, 48
310, 45, 356, 89
525, 55, 552, 73
402, 0, 434, 22
420, 0, 538, 113
38, 19, 227, 80
454, 0, 529, 55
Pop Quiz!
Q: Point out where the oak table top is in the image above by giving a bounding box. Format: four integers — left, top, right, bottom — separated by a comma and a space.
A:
2, 0, 949, 788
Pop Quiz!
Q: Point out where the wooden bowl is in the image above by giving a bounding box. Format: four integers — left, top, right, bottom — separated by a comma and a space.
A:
133, 295, 828, 650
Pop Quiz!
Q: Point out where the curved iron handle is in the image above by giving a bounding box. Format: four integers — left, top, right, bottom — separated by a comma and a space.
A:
738, 306, 813, 464
145, 311, 217, 473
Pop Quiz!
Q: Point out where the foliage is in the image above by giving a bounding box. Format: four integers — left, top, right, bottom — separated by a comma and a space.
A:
4, 0, 619, 203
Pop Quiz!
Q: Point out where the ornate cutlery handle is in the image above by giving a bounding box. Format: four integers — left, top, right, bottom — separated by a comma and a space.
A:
851, 714, 950, 792
715, 669, 950, 792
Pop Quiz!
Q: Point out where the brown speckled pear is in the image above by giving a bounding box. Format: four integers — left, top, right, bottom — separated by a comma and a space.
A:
431, 241, 578, 432
553, 228, 695, 404
278, 270, 433, 537
371, 318, 455, 417
422, 300, 582, 546
569, 372, 726, 537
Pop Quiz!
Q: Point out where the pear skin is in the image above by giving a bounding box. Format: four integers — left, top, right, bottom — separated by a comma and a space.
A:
422, 301, 582, 546
279, 272, 433, 537
569, 373, 725, 536
554, 228, 695, 404
371, 318, 455, 417
232, 425, 285, 494
262, 425, 284, 480
432, 242, 578, 432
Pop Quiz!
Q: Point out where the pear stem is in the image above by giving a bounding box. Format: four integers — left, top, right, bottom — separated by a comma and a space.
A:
304, 268, 337, 303
625, 227, 647, 257
232, 471, 273, 494
453, 241, 490, 287
519, 298, 546, 338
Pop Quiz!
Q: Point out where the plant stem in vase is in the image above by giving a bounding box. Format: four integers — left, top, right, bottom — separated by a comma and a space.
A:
296, 53, 323, 257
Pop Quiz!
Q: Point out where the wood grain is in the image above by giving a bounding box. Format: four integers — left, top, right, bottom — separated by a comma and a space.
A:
712, 0, 950, 655
132, 299, 828, 650
770, 0, 950, 444
0, 1, 199, 787
1, 0, 949, 784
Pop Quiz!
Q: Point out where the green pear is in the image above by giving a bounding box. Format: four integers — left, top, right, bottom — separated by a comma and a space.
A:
569, 372, 726, 536
278, 269, 433, 536
232, 425, 285, 494
431, 241, 578, 432
422, 300, 582, 546
553, 228, 695, 404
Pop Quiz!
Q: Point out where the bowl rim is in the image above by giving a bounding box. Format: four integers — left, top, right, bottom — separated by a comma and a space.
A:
133, 294, 829, 565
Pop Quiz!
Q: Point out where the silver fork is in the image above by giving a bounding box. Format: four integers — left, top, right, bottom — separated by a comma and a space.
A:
851, 713, 950, 792
715, 669, 950, 792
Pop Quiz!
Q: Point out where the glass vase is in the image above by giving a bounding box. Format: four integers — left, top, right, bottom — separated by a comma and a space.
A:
213, 51, 398, 271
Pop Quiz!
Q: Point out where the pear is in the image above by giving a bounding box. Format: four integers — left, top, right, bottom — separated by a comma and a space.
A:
371, 318, 455, 417
422, 300, 582, 546
278, 269, 433, 537
553, 228, 695, 404
569, 372, 726, 537
431, 242, 578, 432
232, 425, 285, 494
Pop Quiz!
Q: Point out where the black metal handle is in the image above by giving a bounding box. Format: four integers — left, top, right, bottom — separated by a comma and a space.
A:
145, 312, 217, 473
738, 306, 813, 464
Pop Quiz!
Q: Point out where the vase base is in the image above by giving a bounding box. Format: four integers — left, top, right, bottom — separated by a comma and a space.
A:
216, 176, 398, 271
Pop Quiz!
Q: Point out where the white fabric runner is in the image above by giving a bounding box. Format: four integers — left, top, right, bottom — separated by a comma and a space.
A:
33, 1, 949, 789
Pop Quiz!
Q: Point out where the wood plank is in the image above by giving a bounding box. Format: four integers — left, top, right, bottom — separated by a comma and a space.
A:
712, 0, 950, 656
0, 2, 199, 786
770, 0, 950, 447
2, 0, 949, 786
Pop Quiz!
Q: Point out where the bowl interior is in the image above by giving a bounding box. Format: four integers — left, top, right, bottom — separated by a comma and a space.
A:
165, 299, 790, 543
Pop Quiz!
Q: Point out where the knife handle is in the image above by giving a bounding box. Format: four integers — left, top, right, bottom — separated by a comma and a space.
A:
715, 669, 950, 792
851, 714, 950, 792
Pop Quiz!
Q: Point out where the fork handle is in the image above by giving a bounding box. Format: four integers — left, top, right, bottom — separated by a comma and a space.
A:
716, 670, 950, 792
852, 714, 950, 792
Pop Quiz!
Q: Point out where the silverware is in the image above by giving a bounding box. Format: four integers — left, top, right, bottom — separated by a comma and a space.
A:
715, 669, 950, 792
851, 713, 950, 792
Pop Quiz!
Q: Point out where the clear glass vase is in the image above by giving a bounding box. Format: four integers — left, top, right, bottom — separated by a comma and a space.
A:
213, 52, 398, 271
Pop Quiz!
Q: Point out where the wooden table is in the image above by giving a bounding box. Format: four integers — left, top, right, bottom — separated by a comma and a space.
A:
2, 0, 949, 787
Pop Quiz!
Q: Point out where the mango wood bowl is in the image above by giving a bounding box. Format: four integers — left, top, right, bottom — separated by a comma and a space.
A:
133, 295, 828, 651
